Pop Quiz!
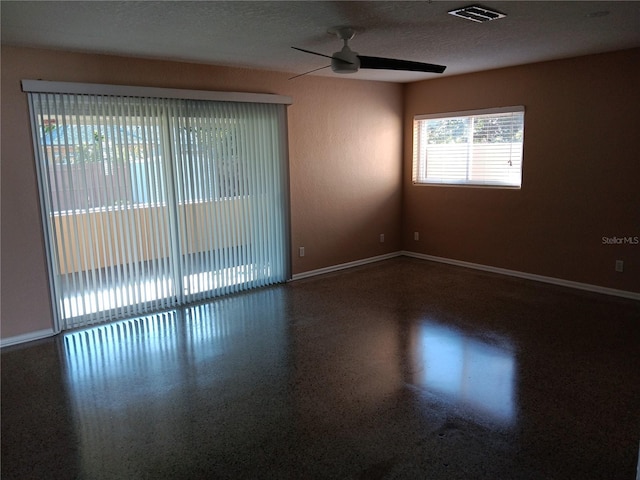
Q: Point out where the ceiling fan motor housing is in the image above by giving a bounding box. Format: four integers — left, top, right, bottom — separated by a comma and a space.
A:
331, 46, 360, 73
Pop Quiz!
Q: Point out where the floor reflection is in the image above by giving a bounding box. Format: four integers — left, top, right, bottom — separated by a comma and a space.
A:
412, 321, 516, 423
62, 288, 290, 479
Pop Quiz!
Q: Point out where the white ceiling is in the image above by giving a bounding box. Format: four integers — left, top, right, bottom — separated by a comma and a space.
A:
2, 1, 639, 83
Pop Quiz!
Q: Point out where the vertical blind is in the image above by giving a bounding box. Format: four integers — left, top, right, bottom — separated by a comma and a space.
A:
26, 84, 290, 330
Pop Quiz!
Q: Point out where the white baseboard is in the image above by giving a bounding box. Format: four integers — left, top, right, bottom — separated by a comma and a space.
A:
1, 328, 56, 348
3, 253, 634, 348
402, 251, 640, 301
290, 251, 402, 281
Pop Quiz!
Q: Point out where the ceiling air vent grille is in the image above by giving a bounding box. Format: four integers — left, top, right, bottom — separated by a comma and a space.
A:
448, 5, 506, 23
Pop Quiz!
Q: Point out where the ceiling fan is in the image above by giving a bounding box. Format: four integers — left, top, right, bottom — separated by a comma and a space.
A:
291, 26, 446, 78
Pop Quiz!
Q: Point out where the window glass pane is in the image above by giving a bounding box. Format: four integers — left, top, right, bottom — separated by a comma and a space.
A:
426, 117, 469, 144
40, 101, 166, 213
413, 108, 524, 187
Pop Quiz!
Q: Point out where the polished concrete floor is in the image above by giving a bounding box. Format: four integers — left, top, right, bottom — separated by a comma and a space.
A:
2, 257, 639, 479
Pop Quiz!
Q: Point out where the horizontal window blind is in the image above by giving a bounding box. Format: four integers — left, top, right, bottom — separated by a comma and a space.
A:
26, 84, 290, 330
413, 106, 524, 187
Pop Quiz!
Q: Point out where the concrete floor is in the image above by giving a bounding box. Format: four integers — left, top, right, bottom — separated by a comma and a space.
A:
2, 257, 639, 479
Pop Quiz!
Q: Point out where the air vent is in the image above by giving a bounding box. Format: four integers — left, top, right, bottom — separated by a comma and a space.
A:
448, 5, 506, 23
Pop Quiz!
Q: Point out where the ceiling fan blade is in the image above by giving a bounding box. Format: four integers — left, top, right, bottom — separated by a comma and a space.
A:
288, 64, 332, 80
291, 47, 354, 64
358, 55, 446, 74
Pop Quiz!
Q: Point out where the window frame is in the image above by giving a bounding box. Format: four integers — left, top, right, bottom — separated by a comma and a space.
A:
412, 106, 525, 189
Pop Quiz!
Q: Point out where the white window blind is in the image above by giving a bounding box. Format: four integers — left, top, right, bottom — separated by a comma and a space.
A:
413, 106, 524, 187
26, 84, 290, 331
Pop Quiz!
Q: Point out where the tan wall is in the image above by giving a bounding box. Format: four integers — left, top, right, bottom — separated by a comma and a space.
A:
178, 198, 249, 256
402, 49, 640, 292
3, 45, 637, 341
52, 198, 249, 275
1, 46, 403, 338
52, 206, 170, 275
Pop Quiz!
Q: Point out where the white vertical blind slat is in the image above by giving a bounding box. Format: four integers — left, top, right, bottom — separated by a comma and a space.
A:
201, 104, 217, 301
122, 99, 142, 311
164, 100, 184, 306
88, 95, 108, 323
58, 95, 80, 324
142, 101, 166, 310
194, 102, 209, 301
220, 103, 234, 294
74, 94, 100, 321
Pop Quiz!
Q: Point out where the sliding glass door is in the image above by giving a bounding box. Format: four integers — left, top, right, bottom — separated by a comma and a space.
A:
169, 100, 289, 304
27, 89, 289, 330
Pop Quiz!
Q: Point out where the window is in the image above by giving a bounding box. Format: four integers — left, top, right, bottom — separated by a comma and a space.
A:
412, 106, 524, 187
25, 81, 291, 331
42, 118, 166, 212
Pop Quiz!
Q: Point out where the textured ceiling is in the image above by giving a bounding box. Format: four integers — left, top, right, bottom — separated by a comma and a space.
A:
2, 1, 640, 83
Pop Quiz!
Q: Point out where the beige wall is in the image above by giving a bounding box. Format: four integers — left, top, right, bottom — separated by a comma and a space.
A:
3, 46, 638, 341
1, 46, 403, 339
402, 49, 640, 292
52, 198, 251, 275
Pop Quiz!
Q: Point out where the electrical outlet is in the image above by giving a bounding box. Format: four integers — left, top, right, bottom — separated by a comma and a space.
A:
414, 231, 419, 241
299, 246, 305, 257
379, 234, 385, 243
615, 260, 623, 272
